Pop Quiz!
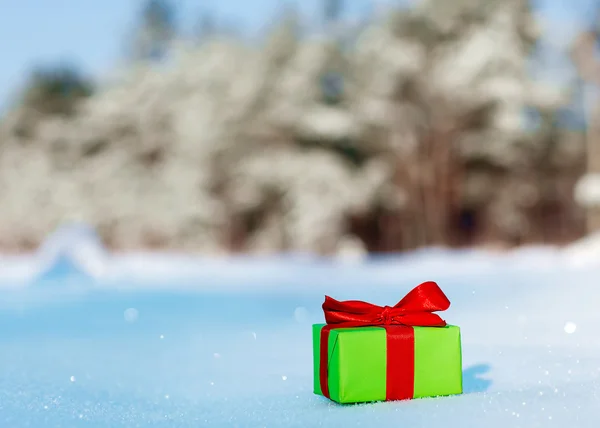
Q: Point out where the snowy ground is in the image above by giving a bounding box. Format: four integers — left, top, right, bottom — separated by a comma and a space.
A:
1, 227, 600, 427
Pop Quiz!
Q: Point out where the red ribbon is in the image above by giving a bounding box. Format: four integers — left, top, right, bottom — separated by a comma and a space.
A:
319, 281, 450, 401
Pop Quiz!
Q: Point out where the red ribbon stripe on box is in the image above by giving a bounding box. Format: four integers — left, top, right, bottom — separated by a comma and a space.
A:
319, 281, 450, 401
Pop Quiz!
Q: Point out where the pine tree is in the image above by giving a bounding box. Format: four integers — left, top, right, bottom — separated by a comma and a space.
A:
323, 0, 343, 24
21, 64, 94, 116
194, 12, 217, 41
131, 0, 178, 61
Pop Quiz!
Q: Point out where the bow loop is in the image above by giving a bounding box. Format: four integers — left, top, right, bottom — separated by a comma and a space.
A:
322, 281, 450, 328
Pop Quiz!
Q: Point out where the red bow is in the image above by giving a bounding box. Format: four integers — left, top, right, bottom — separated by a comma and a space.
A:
322, 281, 450, 328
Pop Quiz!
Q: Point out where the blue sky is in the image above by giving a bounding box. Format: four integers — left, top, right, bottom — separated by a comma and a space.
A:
0, 0, 598, 112
0, 0, 380, 109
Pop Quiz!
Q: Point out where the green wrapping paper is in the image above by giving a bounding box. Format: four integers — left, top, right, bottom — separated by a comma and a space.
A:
312, 324, 462, 404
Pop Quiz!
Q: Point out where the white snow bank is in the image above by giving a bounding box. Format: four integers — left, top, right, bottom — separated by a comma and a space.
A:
562, 231, 600, 269
574, 173, 600, 207
0, 223, 598, 288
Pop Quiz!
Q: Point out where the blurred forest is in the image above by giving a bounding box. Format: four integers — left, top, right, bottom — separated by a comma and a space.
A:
0, 0, 595, 255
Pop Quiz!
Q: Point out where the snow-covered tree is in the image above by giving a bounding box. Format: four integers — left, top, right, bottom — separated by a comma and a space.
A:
0, 0, 585, 253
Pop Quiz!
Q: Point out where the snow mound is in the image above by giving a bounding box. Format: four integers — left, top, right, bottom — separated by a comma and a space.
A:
574, 173, 600, 207
562, 231, 600, 269
34, 223, 109, 282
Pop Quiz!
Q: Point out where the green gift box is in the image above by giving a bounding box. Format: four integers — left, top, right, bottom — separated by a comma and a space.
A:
312, 281, 462, 404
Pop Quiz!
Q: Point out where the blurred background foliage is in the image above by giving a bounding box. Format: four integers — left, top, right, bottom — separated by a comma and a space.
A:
0, 0, 597, 256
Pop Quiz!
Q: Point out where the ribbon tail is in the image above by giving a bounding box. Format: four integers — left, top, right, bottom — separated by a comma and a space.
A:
393, 281, 450, 313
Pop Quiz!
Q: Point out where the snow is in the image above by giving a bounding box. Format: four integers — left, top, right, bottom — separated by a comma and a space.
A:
575, 173, 600, 207
1, 228, 600, 426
